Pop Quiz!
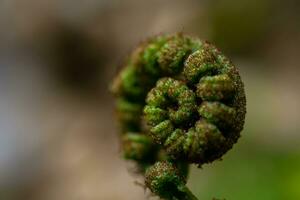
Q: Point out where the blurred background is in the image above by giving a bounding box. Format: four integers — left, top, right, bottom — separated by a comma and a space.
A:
0, 0, 300, 199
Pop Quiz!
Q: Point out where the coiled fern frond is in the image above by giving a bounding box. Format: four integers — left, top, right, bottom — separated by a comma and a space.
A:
111, 33, 246, 200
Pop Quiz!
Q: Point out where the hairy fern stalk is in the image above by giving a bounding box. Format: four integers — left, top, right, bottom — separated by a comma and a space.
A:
111, 33, 246, 200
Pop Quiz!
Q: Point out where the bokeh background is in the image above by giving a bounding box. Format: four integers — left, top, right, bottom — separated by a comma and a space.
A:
0, 0, 300, 199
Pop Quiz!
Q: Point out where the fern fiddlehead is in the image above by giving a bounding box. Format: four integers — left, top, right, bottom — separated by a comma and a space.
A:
111, 33, 246, 200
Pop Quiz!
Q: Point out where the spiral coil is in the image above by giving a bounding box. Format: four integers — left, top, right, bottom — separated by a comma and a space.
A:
112, 33, 246, 199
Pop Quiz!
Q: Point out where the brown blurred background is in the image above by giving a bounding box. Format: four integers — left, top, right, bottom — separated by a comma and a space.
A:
0, 0, 300, 199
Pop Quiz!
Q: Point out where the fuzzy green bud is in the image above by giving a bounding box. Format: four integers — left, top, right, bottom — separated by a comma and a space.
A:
111, 33, 246, 200
145, 161, 197, 200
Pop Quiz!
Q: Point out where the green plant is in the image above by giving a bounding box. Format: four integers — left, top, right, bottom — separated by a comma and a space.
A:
111, 33, 246, 200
